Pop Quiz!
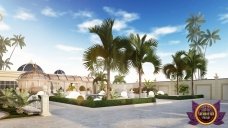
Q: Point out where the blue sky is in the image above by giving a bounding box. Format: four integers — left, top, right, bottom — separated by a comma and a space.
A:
0, 0, 228, 82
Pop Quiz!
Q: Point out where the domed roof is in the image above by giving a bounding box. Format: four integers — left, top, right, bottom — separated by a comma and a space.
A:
18, 65, 48, 80
17, 63, 43, 72
54, 70, 65, 75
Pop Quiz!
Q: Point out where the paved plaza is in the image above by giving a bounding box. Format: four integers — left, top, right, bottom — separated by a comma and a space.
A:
0, 99, 228, 128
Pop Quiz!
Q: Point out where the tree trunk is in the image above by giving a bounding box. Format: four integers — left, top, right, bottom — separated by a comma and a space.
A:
176, 76, 179, 95
138, 68, 142, 98
191, 71, 194, 96
5, 43, 17, 70
107, 67, 111, 99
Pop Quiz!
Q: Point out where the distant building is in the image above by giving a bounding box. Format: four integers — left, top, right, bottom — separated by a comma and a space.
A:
0, 62, 93, 94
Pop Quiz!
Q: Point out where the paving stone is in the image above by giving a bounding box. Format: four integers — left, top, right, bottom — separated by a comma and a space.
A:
0, 99, 227, 128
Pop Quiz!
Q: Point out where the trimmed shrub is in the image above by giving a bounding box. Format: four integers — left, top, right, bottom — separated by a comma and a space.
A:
76, 96, 84, 105
79, 86, 86, 91
155, 94, 204, 100
49, 96, 156, 108
86, 96, 94, 101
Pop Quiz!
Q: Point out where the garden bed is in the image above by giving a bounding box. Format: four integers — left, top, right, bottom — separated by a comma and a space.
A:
49, 96, 156, 108
0, 105, 39, 119
155, 94, 204, 100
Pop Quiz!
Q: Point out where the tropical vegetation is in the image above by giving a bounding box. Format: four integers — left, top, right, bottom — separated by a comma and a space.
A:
113, 74, 126, 84
83, 19, 130, 99
163, 51, 187, 95
126, 33, 161, 97
0, 88, 38, 114
0, 35, 26, 70
183, 49, 207, 95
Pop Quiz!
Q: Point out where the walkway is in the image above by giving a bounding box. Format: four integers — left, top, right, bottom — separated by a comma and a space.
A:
0, 99, 227, 128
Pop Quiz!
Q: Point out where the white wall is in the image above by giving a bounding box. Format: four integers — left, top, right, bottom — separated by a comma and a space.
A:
111, 78, 228, 100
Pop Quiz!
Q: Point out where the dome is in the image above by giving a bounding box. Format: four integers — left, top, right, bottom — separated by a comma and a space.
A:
17, 63, 43, 72
54, 70, 65, 75
18, 66, 48, 80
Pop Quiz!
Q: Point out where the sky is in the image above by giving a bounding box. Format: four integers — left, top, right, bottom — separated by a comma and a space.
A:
0, 0, 228, 83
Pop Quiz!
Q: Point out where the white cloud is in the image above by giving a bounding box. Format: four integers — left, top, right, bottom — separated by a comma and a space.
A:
168, 40, 181, 45
14, 8, 36, 21
219, 13, 228, 24
113, 20, 127, 31
73, 10, 93, 18
103, 6, 139, 31
56, 44, 84, 52
0, 21, 10, 31
150, 25, 184, 39
41, 7, 57, 17
0, 5, 7, 17
103, 6, 139, 22
206, 53, 228, 60
77, 19, 102, 32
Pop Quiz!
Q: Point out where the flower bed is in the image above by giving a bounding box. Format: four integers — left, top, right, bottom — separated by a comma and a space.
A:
155, 94, 204, 100
49, 96, 156, 108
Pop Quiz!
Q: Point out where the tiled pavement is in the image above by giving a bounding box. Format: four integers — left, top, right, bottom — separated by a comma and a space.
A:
0, 99, 227, 128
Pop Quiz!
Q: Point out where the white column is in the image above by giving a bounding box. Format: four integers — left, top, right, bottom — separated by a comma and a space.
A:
40, 94, 51, 116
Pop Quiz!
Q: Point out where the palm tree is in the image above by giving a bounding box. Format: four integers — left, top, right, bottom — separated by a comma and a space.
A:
83, 19, 129, 99
6, 35, 26, 70
92, 71, 107, 94
183, 49, 207, 95
163, 51, 186, 95
113, 74, 126, 84
2, 58, 13, 70
88, 58, 104, 77
128, 33, 161, 97
185, 13, 205, 31
0, 36, 10, 57
186, 13, 205, 54
202, 29, 220, 56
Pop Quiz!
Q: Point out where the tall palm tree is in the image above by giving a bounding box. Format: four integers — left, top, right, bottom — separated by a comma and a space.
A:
0, 36, 10, 70
185, 13, 205, 31
113, 74, 126, 84
186, 13, 205, 54
0, 36, 10, 57
202, 29, 220, 56
0, 56, 3, 70
83, 19, 129, 99
183, 49, 207, 95
7, 35, 26, 70
128, 33, 161, 97
163, 51, 186, 95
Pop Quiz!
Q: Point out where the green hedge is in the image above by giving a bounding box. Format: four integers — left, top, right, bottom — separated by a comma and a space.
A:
49, 96, 156, 108
155, 94, 204, 100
